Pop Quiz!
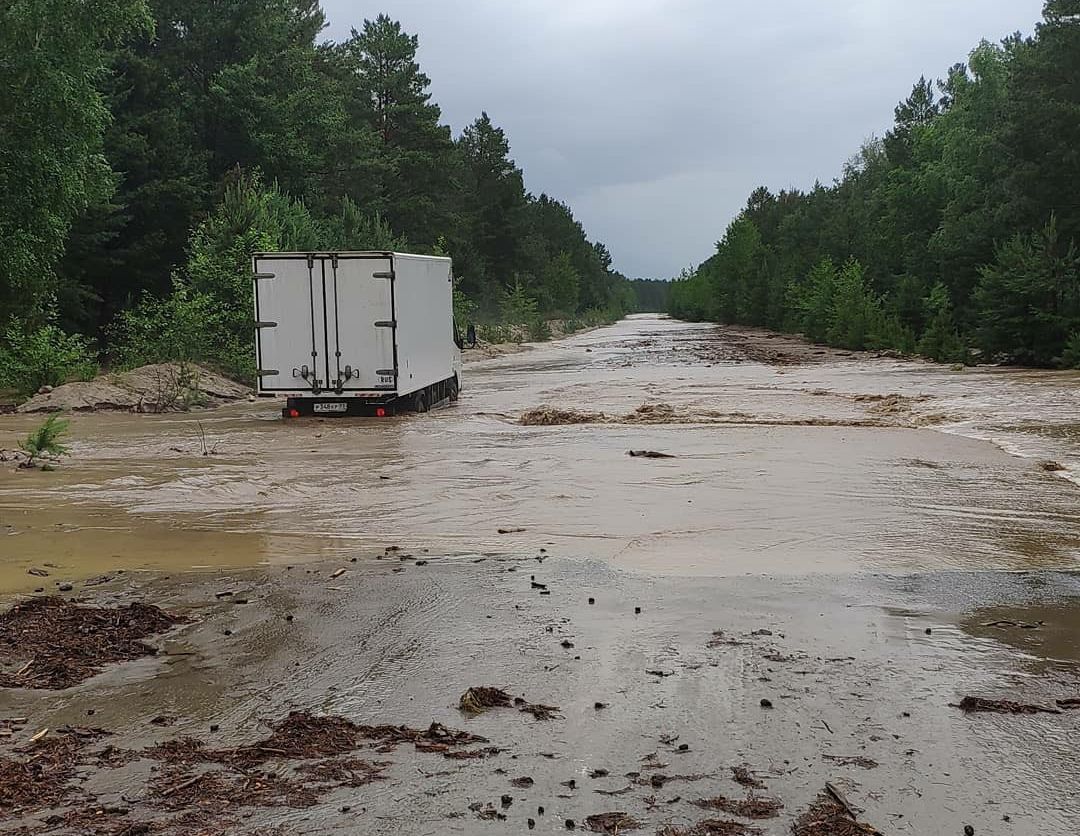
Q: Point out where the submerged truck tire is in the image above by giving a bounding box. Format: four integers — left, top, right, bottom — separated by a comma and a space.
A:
253, 251, 463, 418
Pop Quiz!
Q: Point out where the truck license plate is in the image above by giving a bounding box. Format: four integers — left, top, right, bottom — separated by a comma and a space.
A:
313, 402, 348, 414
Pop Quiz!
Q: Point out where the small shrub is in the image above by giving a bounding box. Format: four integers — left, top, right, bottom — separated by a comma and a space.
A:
501, 278, 540, 324
0, 321, 97, 398
19, 415, 71, 468
1062, 332, 1080, 369
527, 318, 552, 341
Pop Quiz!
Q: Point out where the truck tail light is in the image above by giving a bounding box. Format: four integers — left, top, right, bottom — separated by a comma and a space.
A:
376, 407, 387, 418
288, 408, 300, 418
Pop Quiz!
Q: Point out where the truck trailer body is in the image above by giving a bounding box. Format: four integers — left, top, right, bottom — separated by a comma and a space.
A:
252, 251, 461, 416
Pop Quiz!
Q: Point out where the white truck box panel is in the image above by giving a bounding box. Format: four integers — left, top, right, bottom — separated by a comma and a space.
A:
392, 254, 456, 397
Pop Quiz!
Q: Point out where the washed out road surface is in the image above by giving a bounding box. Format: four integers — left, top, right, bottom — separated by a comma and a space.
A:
1, 315, 1079, 835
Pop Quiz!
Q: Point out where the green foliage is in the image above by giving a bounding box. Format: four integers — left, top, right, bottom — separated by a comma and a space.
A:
111, 173, 325, 382
626, 279, 670, 312
0, 320, 98, 397
1062, 332, 1080, 369
476, 323, 521, 345
540, 252, 581, 314
0, 0, 152, 325
917, 283, 967, 363
19, 415, 71, 468
0, 7, 634, 373
501, 278, 540, 324
787, 258, 840, 342
528, 319, 553, 342
975, 218, 1080, 365
452, 277, 478, 332
109, 287, 224, 369
322, 199, 407, 252
669, 4, 1080, 367
824, 260, 894, 350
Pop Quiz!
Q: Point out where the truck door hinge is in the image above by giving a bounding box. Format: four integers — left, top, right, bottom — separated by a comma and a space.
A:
254, 321, 277, 329
372, 271, 393, 280
374, 320, 396, 328
256, 369, 280, 377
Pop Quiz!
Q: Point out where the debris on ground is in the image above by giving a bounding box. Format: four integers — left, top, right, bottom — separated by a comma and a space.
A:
628, 450, 677, 459
146, 712, 489, 767
955, 696, 1060, 715
1056, 698, 1080, 709
857, 393, 924, 416
659, 822, 762, 836
0, 596, 186, 689
585, 811, 642, 832
690, 794, 783, 819
518, 704, 561, 721
707, 631, 748, 648
471, 801, 507, 821
594, 786, 634, 796
294, 757, 389, 787
638, 772, 713, 789
791, 786, 883, 835
358, 720, 489, 754
520, 407, 608, 426
1039, 460, 1066, 472
983, 619, 1042, 629
459, 686, 514, 715
152, 768, 319, 810
730, 766, 765, 789
822, 754, 879, 769
516, 699, 561, 720
221, 711, 368, 766
0, 732, 96, 813
7, 712, 493, 832
511, 776, 535, 788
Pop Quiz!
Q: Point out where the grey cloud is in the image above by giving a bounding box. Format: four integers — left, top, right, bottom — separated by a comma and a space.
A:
321, 0, 1044, 278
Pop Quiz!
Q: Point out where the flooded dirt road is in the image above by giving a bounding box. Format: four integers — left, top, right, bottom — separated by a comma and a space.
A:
2, 316, 1079, 835
3, 315, 1080, 587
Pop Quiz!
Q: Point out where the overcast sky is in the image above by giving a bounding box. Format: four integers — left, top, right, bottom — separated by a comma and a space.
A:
320, 1, 1044, 279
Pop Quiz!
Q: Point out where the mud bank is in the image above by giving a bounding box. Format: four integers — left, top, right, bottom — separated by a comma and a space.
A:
1, 560, 1078, 835
15, 364, 251, 414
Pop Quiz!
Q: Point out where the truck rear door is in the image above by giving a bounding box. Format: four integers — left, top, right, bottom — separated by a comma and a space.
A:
324, 255, 396, 392
253, 254, 396, 395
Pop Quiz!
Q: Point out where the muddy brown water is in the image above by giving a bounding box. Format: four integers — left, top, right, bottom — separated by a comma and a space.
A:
2, 315, 1079, 835
2, 315, 1080, 588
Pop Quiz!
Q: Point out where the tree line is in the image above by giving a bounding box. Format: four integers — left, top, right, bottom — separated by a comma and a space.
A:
670, 0, 1080, 367
0, 1, 640, 395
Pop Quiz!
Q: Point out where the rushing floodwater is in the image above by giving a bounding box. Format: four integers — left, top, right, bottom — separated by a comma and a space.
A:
1, 315, 1079, 590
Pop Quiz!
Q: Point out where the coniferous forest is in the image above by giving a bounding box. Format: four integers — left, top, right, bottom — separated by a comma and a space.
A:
670, 1, 1080, 367
0, 2, 638, 394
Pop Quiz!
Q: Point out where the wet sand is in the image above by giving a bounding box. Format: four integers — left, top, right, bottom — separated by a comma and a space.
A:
2, 316, 1080, 834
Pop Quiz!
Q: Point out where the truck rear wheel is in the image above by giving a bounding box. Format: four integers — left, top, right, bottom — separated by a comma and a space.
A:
413, 390, 429, 413
448, 376, 460, 402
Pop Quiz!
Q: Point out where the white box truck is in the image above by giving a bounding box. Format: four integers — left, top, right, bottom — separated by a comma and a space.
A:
252, 251, 462, 417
